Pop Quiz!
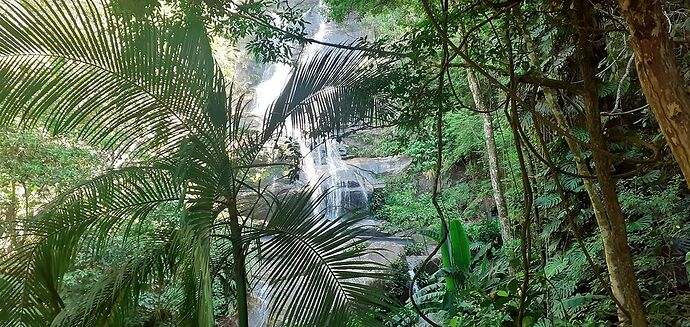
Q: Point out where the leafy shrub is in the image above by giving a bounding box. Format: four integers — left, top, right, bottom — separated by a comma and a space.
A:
404, 242, 426, 256
346, 129, 400, 158
373, 170, 490, 234
466, 219, 501, 247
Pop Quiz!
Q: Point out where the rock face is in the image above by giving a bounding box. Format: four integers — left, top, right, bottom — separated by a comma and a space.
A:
363, 239, 407, 267
296, 138, 412, 219
345, 156, 413, 176
326, 155, 411, 218
342, 155, 413, 191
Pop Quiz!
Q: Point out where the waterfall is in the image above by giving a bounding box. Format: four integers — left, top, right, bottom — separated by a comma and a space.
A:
407, 269, 420, 295
247, 1, 370, 325
247, 281, 270, 327
251, 1, 369, 220
320, 139, 369, 220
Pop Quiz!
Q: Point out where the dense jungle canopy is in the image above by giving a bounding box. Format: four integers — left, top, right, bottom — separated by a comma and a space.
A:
1, 0, 690, 326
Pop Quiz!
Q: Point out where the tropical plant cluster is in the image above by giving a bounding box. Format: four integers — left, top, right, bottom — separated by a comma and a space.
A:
2, 0, 690, 326
328, 0, 690, 326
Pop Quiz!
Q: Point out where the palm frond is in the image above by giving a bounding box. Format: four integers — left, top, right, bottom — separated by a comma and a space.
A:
244, 185, 391, 327
265, 45, 395, 140
51, 238, 174, 327
0, 228, 75, 327
175, 205, 215, 327
31, 166, 181, 247
411, 280, 446, 312
0, 166, 181, 327
0, 3, 397, 327
0, 0, 225, 159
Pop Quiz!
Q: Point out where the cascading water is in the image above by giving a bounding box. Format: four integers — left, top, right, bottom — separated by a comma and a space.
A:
320, 139, 369, 220
251, 2, 369, 220
288, 4, 370, 220
247, 1, 370, 325
247, 281, 270, 327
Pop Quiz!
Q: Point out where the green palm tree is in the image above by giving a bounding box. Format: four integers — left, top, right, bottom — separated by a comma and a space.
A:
0, 0, 391, 326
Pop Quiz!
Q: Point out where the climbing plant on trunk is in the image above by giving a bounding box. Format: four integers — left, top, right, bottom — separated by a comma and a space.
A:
574, 1, 648, 325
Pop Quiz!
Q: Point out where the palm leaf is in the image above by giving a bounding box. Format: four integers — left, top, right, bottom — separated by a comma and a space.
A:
0, 227, 75, 326
265, 45, 395, 140
51, 237, 174, 327
0, 2, 396, 326
0, 166, 181, 327
244, 185, 391, 327
175, 205, 215, 327
0, 0, 225, 159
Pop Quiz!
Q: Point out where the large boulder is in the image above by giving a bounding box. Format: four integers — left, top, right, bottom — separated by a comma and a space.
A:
342, 156, 412, 191
344, 156, 413, 175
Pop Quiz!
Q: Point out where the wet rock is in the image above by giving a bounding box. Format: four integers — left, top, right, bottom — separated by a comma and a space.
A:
364, 240, 406, 268
344, 189, 368, 209
338, 156, 412, 193
344, 156, 412, 176
406, 255, 441, 275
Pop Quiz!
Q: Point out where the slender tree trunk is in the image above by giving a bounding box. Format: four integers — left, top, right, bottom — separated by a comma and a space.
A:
229, 201, 249, 327
619, 0, 690, 189
466, 70, 513, 244
22, 182, 31, 218
514, 9, 609, 251
525, 148, 546, 268
21, 182, 31, 247
5, 181, 18, 253
574, 2, 648, 325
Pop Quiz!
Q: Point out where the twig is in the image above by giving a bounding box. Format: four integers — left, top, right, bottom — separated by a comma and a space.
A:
612, 55, 635, 113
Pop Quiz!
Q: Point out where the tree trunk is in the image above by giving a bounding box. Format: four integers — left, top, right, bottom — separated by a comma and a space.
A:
517, 9, 646, 324
229, 202, 249, 327
619, 0, 690, 189
22, 182, 31, 218
5, 181, 18, 253
574, 2, 648, 325
515, 9, 609, 255
466, 70, 513, 245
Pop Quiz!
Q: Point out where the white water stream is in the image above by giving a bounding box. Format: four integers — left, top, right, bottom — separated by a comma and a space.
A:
247, 1, 369, 325
250, 1, 369, 220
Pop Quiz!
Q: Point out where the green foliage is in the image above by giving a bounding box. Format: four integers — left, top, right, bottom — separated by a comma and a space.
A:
2, 0, 690, 325
0, 1, 393, 326
535, 193, 562, 210
400, 222, 515, 327
0, 128, 99, 250
346, 109, 485, 173
465, 219, 501, 248
385, 254, 412, 305
616, 175, 690, 325
112, 0, 307, 63
346, 129, 399, 158
443, 110, 485, 171
326, 0, 690, 325
403, 242, 426, 256
437, 220, 471, 293
373, 174, 487, 233
324, 0, 419, 26
0, 128, 98, 190
373, 175, 438, 232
